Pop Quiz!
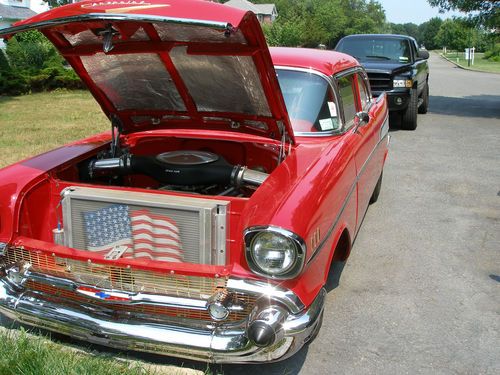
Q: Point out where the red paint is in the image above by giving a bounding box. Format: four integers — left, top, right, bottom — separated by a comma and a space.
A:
0, 0, 389, 311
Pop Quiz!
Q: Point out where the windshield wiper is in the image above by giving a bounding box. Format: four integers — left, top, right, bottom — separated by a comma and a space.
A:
365, 55, 391, 60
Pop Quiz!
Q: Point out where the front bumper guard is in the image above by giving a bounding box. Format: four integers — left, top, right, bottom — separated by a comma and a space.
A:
0, 274, 326, 363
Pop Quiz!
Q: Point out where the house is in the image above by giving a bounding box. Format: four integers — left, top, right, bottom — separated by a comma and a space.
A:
0, 0, 48, 29
0, 0, 48, 47
224, 0, 277, 24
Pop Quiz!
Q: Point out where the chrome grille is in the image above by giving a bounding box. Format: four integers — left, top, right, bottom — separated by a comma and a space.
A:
26, 281, 255, 323
5, 247, 224, 299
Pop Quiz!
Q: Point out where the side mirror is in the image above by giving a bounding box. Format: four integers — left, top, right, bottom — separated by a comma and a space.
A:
417, 50, 429, 60
354, 111, 370, 130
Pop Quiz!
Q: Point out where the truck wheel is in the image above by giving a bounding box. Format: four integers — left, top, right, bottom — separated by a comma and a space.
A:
401, 88, 418, 130
418, 82, 429, 114
370, 171, 383, 204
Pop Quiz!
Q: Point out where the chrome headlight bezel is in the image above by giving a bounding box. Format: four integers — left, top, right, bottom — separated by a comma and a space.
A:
244, 226, 306, 280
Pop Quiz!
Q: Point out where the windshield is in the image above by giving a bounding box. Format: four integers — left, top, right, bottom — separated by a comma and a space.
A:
337, 38, 411, 64
276, 69, 340, 134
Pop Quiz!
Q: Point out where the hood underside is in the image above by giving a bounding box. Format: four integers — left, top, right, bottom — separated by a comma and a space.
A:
0, 0, 294, 142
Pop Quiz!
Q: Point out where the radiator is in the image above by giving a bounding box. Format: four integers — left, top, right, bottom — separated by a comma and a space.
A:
61, 186, 229, 265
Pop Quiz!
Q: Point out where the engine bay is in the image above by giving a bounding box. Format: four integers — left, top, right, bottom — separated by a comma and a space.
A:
59, 133, 282, 198
79, 149, 269, 197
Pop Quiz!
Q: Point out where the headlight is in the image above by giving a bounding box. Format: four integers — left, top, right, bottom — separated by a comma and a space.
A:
244, 227, 306, 279
393, 79, 413, 88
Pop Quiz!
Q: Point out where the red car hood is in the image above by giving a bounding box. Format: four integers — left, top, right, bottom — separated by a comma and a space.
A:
0, 0, 294, 142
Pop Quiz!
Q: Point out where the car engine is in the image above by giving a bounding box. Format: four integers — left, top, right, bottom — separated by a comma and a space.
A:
80, 150, 269, 197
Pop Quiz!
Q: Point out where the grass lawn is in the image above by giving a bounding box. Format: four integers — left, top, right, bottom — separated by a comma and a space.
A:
441, 52, 500, 73
0, 90, 108, 168
0, 328, 149, 375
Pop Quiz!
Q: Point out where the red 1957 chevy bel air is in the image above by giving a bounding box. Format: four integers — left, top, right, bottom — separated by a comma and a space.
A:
0, 0, 388, 363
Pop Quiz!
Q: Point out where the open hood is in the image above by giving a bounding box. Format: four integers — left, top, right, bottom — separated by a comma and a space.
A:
0, 0, 294, 143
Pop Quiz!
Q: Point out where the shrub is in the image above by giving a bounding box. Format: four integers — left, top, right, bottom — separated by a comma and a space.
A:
2, 31, 84, 95
0, 70, 29, 95
6, 31, 62, 72
27, 66, 85, 92
0, 49, 10, 71
484, 43, 500, 62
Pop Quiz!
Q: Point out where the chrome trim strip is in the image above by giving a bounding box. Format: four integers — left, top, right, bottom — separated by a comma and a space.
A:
0, 13, 230, 38
333, 66, 368, 132
243, 226, 307, 281
333, 66, 365, 79
227, 277, 305, 314
0, 277, 325, 363
307, 128, 389, 264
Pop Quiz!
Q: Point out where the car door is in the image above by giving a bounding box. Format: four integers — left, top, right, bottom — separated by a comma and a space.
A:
337, 70, 385, 232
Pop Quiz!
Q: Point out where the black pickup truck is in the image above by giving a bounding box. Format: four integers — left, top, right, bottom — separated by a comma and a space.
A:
335, 34, 429, 130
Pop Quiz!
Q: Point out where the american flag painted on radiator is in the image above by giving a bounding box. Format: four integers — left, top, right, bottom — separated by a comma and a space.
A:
83, 204, 183, 262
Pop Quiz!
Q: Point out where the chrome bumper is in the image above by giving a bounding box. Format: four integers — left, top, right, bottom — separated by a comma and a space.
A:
0, 274, 325, 363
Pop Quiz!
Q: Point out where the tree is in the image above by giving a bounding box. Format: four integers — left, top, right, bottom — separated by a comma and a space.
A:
419, 17, 443, 49
256, 0, 387, 48
261, 19, 304, 47
435, 18, 469, 50
389, 23, 421, 41
427, 0, 500, 28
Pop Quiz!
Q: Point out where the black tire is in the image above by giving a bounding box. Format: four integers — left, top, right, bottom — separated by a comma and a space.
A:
418, 82, 429, 114
401, 88, 418, 130
369, 171, 383, 204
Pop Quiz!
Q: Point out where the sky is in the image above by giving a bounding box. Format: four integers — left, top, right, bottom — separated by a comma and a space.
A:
377, 0, 466, 25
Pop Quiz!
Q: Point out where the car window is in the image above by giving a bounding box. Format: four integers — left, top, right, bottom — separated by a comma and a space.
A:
357, 74, 370, 110
276, 69, 341, 133
337, 38, 411, 64
337, 74, 357, 126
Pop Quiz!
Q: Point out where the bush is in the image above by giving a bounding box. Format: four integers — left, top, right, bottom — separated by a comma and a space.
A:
6, 31, 62, 72
484, 43, 500, 62
27, 66, 85, 92
0, 49, 10, 71
0, 70, 29, 95
1, 31, 84, 96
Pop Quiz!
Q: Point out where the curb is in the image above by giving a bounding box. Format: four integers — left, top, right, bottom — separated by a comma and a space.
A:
437, 52, 500, 75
